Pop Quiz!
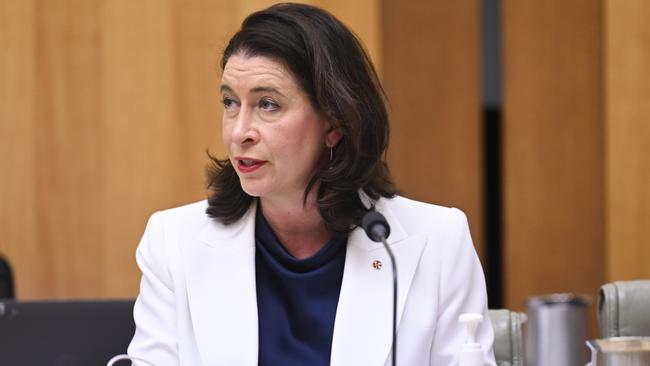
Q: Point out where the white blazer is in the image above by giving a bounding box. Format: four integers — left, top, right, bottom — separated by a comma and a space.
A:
127, 195, 496, 366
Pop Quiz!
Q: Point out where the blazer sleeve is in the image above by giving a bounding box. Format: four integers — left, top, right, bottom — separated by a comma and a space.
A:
429, 208, 497, 366
127, 212, 180, 366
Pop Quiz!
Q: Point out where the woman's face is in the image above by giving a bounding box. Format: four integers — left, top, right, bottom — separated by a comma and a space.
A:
220, 54, 340, 203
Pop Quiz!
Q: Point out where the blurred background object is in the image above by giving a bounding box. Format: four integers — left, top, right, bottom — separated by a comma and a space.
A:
0, 255, 15, 298
488, 309, 526, 366
0, 299, 135, 364
525, 294, 590, 366
0, 1, 648, 340
598, 280, 650, 338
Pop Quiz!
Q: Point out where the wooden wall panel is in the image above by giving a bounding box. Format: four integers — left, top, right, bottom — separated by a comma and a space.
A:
502, 0, 605, 313
604, 0, 650, 281
0, 0, 381, 299
0, 0, 41, 296
101, 0, 183, 297
381, 1, 484, 259
33, 0, 104, 298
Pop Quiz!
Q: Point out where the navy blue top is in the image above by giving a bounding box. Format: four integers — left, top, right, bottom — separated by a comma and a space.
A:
255, 209, 347, 366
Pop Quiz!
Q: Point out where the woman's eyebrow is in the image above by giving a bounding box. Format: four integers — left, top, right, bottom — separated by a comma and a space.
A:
220, 84, 287, 98
219, 84, 234, 94
250, 86, 285, 97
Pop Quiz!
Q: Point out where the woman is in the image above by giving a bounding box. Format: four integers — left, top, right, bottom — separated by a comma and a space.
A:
127, 3, 496, 365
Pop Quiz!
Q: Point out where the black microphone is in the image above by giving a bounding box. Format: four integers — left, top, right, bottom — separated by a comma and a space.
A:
362, 211, 391, 242
361, 211, 397, 366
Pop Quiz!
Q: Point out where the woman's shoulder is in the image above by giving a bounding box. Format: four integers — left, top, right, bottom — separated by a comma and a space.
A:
157, 200, 209, 217
373, 196, 476, 265
147, 200, 212, 233
380, 195, 467, 222
375, 195, 470, 240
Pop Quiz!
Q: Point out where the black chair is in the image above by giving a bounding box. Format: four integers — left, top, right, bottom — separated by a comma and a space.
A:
0, 255, 14, 299
0, 299, 135, 365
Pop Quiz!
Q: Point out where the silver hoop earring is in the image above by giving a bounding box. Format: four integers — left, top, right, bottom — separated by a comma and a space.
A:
330, 147, 333, 161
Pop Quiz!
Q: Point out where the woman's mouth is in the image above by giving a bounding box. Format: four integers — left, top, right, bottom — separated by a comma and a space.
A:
235, 157, 267, 173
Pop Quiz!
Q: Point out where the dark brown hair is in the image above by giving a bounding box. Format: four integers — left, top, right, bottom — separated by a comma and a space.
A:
206, 2, 395, 233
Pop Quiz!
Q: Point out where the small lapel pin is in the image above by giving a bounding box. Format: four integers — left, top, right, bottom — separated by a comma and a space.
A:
372, 260, 383, 270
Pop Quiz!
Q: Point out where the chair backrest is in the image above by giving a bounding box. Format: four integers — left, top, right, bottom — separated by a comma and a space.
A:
488, 309, 527, 366
0, 299, 135, 365
0, 256, 14, 299
598, 280, 650, 337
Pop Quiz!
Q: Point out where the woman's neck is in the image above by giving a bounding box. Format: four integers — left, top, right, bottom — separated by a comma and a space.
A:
259, 193, 331, 260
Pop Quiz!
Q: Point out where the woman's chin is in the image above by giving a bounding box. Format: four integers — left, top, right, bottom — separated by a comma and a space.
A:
239, 183, 265, 198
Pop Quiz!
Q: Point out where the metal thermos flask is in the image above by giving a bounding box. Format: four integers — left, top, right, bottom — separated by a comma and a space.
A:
526, 293, 590, 366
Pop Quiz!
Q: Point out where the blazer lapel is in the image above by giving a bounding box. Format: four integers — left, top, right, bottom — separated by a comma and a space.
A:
330, 202, 427, 366
184, 203, 258, 366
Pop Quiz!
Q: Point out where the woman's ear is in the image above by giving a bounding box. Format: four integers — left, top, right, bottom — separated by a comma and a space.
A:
326, 127, 343, 148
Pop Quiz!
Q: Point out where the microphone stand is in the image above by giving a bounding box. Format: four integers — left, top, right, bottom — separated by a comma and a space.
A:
362, 211, 397, 366
381, 237, 398, 366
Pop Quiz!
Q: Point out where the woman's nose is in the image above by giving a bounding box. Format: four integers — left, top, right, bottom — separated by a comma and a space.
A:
230, 109, 259, 145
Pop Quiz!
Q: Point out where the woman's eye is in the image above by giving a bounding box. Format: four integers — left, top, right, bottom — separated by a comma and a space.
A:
222, 97, 237, 109
259, 98, 279, 111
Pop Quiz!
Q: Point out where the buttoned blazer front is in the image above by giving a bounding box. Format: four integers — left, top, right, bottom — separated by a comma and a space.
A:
127, 195, 496, 366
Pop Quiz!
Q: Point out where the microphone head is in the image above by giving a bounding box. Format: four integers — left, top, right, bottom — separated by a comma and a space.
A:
361, 211, 391, 242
